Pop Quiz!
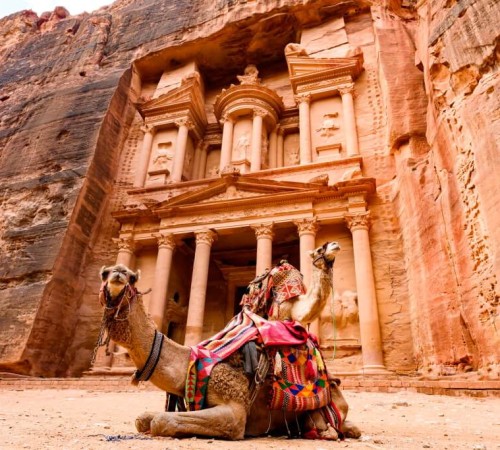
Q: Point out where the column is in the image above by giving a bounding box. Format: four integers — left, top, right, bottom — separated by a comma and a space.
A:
191, 141, 202, 181
250, 108, 265, 172
252, 223, 274, 276
149, 233, 176, 331
184, 230, 217, 346
115, 236, 135, 267
198, 144, 208, 179
345, 212, 388, 373
133, 125, 155, 188
295, 218, 320, 336
295, 94, 312, 164
219, 114, 235, 173
277, 128, 284, 168
339, 83, 359, 157
268, 126, 278, 169
170, 118, 193, 183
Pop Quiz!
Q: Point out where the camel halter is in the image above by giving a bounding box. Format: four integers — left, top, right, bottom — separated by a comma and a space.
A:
132, 329, 165, 384
91, 283, 152, 367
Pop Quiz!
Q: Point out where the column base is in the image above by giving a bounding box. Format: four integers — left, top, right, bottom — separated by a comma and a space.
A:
358, 365, 392, 375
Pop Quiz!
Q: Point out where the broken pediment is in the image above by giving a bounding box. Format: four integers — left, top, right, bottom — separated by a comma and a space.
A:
285, 43, 364, 97
137, 70, 207, 138
154, 172, 319, 211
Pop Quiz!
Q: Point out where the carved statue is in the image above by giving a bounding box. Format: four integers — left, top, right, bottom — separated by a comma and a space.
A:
284, 43, 308, 57
234, 133, 250, 160
316, 113, 339, 140
237, 64, 261, 85
153, 146, 174, 170
333, 290, 359, 329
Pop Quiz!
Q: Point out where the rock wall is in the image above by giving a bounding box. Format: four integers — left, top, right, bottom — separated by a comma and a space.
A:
384, 0, 500, 377
0, 0, 498, 379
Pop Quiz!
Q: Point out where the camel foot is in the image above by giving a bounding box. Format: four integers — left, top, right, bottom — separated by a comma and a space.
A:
318, 424, 339, 440
342, 420, 362, 439
135, 411, 156, 433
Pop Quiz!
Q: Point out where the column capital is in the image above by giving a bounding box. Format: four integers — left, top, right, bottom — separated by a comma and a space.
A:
140, 123, 155, 134
195, 229, 217, 246
220, 112, 235, 125
345, 211, 371, 231
294, 93, 311, 105
252, 223, 274, 239
175, 117, 195, 129
253, 107, 267, 119
294, 218, 319, 236
338, 83, 355, 96
157, 232, 176, 250
113, 236, 135, 252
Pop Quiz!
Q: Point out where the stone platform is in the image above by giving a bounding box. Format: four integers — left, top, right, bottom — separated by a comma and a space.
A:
1, 374, 499, 398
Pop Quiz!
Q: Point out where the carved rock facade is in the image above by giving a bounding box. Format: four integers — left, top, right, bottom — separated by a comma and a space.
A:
0, 0, 498, 380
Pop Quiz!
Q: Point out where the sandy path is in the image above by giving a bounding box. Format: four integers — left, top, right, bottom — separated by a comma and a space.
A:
1, 388, 499, 449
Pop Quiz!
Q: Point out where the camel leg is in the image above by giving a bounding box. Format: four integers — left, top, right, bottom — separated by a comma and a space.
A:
139, 402, 247, 440
135, 411, 155, 433
342, 420, 362, 438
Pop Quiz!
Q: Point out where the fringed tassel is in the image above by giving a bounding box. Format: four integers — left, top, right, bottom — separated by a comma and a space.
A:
315, 348, 325, 372
306, 358, 316, 380
274, 352, 283, 376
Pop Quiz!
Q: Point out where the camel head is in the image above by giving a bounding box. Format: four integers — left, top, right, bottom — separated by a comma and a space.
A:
100, 264, 140, 303
310, 241, 340, 270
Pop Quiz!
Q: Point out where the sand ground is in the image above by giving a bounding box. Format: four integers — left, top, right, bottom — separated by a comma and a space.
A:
1, 388, 499, 450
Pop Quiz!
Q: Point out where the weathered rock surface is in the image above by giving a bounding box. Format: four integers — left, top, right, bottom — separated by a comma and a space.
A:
0, 0, 498, 380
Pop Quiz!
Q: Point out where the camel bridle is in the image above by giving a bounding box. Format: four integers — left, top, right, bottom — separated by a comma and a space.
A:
91, 281, 158, 381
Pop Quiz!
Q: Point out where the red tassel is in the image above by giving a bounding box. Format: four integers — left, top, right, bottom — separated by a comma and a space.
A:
303, 429, 320, 440
306, 359, 315, 380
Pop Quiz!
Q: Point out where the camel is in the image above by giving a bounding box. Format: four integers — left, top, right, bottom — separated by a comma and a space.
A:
97, 242, 360, 440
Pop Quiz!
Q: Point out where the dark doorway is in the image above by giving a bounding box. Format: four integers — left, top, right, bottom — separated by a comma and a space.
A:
234, 286, 247, 316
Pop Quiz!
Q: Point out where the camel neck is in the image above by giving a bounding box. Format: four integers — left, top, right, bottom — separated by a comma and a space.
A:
110, 298, 191, 396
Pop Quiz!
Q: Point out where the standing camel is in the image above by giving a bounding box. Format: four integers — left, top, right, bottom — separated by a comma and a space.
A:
97, 242, 360, 440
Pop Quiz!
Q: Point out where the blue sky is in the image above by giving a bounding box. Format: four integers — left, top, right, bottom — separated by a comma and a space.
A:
0, 0, 113, 19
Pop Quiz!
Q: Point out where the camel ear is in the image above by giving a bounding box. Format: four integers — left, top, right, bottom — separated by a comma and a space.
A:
100, 266, 110, 281
128, 269, 140, 285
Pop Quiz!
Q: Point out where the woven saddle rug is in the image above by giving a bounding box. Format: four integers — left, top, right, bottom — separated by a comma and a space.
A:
186, 308, 308, 410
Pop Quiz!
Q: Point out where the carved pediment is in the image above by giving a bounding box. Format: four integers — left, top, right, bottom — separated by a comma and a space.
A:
285, 45, 364, 97
154, 172, 316, 211
137, 72, 207, 138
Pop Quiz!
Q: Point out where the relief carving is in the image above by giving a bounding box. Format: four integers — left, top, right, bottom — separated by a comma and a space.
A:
345, 212, 370, 231
332, 290, 359, 329
316, 113, 339, 142
234, 133, 250, 160
237, 64, 261, 85
152, 142, 174, 170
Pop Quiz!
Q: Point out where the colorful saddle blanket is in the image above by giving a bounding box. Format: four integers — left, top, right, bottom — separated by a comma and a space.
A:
185, 308, 309, 410
268, 339, 330, 411
240, 260, 306, 318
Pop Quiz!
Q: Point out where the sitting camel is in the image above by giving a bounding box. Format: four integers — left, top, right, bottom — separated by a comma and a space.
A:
97, 242, 360, 440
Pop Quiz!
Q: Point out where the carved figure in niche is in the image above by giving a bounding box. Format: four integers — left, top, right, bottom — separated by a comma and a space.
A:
332, 290, 359, 329
153, 142, 174, 170
284, 43, 308, 57
288, 146, 300, 165
237, 64, 261, 85
234, 133, 250, 160
316, 113, 339, 141
207, 164, 219, 178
